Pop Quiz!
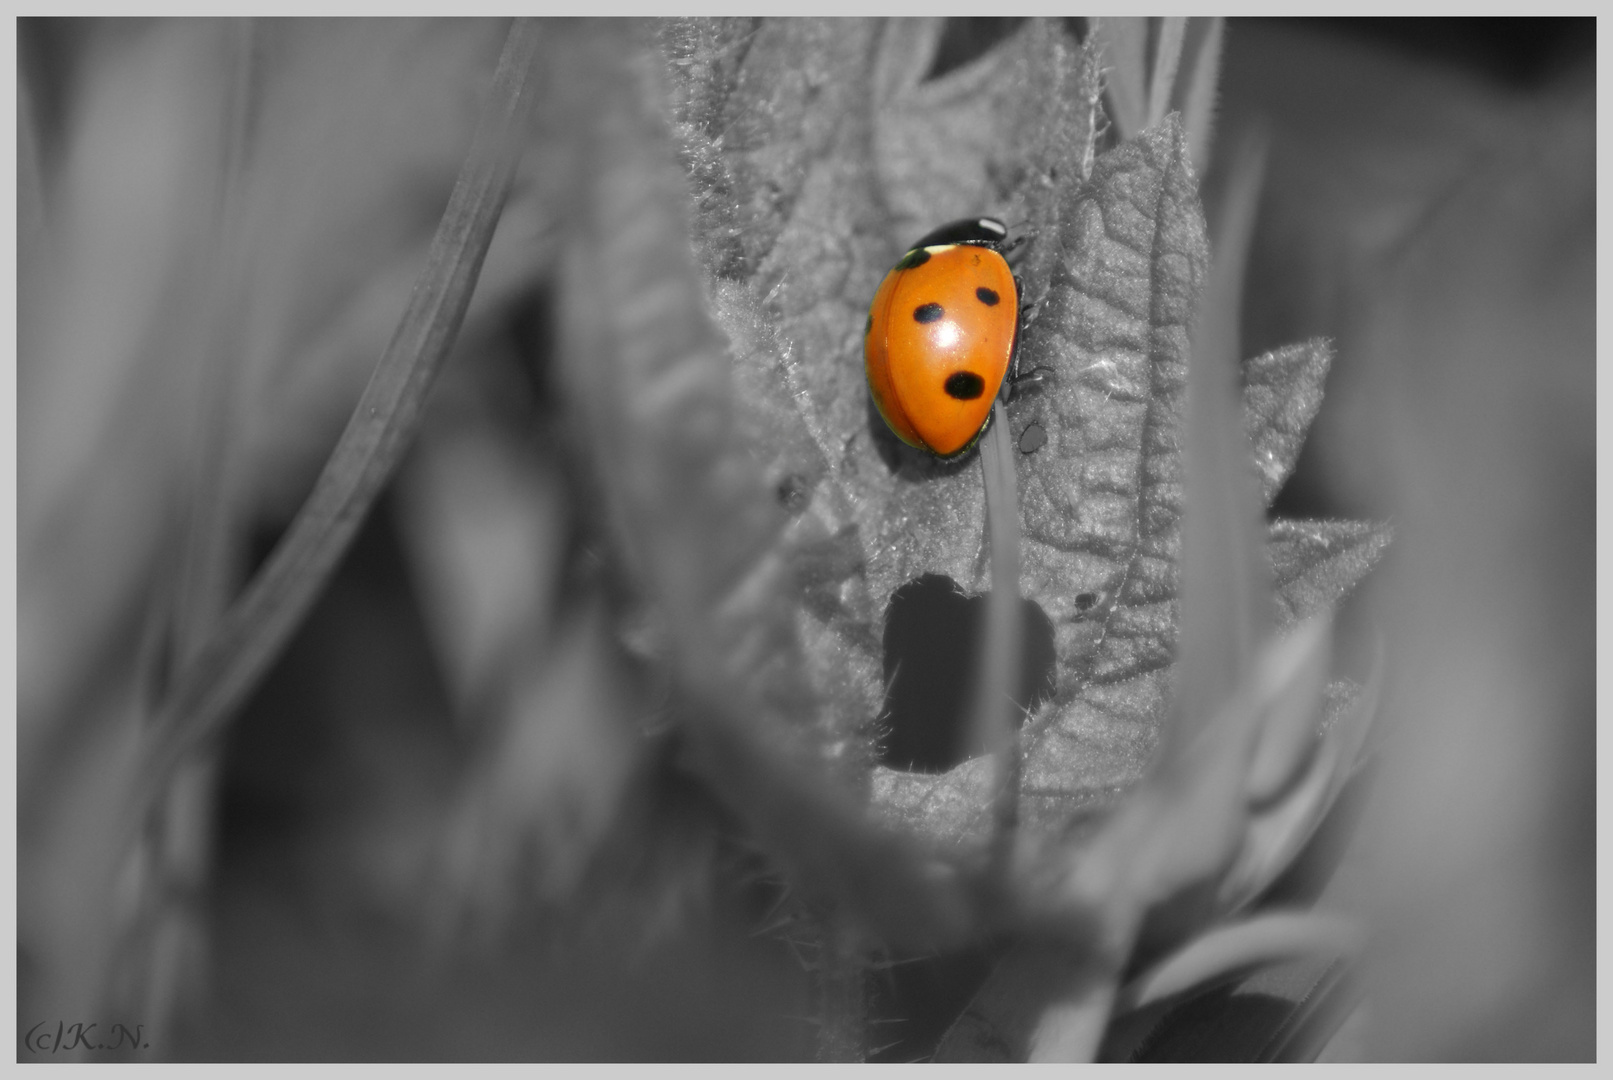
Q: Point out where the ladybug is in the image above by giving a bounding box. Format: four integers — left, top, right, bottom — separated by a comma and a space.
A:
864, 217, 1023, 459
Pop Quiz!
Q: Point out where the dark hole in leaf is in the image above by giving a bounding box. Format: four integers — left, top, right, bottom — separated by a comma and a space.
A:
1074, 591, 1096, 612
879, 574, 1056, 773
925, 18, 1025, 81
1018, 422, 1046, 454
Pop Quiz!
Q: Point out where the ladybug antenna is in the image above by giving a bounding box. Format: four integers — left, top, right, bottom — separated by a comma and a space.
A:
992, 215, 1034, 254
1000, 231, 1033, 260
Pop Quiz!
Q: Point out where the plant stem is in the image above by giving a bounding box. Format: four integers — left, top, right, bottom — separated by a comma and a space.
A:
975, 400, 1023, 877
814, 916, 868, 1062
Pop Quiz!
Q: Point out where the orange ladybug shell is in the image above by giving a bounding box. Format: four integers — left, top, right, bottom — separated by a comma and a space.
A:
864, 243, 1019, 458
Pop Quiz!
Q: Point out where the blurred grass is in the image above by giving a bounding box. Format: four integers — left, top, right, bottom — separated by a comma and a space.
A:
1211, 18, 1594, 1060
16, 16, 1593, 1062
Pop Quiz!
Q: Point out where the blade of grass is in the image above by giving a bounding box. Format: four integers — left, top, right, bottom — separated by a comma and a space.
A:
1028, 962, 1118, 1062
1076, 38, 1104, 183
1245, 616, 1331, 806
972, 400, 1023, 877
19, 42, 48, 254
1114, 909, 1362, 1014
1165, 126, 1271, 754
114, 19, 264, 1035
1260, 957, 1361, 1061
168, 16, 262, 681
1007, 129, 1279, 1061
1145, 16, 1186, 131
934, 937, 1117, 1062
1091, 17, 1148, 142
132, 16, 543, 808
1222, 663, 1385, 912
1174, 17, 1224, 174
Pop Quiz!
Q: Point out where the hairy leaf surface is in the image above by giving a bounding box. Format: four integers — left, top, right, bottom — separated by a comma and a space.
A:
658, 16, 1385, 866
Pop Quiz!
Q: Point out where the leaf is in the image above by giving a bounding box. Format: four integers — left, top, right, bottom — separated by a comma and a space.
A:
956, 643, 1379, 1063
1017, 628, 1332, 1010
661, 25, 888, 733
1269, 518, 1392, 627
852, 19, 1097, 607
879, 116, 1208, 847
658, 15, 1388, 972
661, 17, 1100, 750
660, 18, 890, 735
892, 524, 1384, 859
955, 213, 1363, 1049
561, 18, 844, 760
870, 16, 1093, 297
553, 20, 986, 955
1242, 337, 1332, 506
1011, 144, 1286, 1061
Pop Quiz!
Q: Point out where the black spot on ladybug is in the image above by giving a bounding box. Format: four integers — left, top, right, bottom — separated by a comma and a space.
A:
1074, 591, 1096, 612
914, 303, 944, 324
864, 313, 873, 336
895, 247, 931, 271
944, 371, 985, 400
776, 473, 811, 516
976, 286, 1000, 306
1018, 422, 1046, 454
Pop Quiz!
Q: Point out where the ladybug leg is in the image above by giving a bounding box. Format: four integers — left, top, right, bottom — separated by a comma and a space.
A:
999, 231, 1033, 268
1001, 274, 1028, 402
1009, 365, 1057, 400
1013, 271, 1038, 321
1007, 273, 1051, 401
